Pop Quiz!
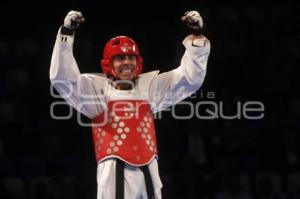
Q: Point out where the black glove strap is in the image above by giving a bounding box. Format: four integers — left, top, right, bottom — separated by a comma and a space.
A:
192, 29, 202, 36
60, 26, 74, 36
192, 24, 205, 36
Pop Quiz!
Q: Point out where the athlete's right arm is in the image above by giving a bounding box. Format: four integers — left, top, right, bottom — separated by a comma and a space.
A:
50, 11, 107, 119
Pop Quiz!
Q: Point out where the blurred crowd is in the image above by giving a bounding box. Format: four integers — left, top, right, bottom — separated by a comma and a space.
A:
0, 1, 299, 199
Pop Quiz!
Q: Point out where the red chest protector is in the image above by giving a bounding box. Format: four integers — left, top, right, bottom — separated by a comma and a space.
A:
92, 100, 158, 166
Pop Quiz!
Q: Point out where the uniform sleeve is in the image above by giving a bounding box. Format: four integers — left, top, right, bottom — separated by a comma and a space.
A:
149, 35, 211, 113
50, 28, 107, 119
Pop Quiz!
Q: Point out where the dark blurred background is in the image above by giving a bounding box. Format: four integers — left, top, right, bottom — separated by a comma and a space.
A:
0, 0, 300, 198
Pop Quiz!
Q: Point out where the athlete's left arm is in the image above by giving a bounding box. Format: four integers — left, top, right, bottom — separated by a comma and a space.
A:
149, 34, 211, 113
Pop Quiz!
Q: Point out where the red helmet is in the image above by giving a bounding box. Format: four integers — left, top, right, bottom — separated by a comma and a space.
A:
100, 36, 143, 78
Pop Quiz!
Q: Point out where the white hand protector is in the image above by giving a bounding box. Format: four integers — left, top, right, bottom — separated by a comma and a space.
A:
63, 10, 85, 29
184, 11, 203, 30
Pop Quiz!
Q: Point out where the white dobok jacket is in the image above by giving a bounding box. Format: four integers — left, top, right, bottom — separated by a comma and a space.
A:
50, 28, 210, 198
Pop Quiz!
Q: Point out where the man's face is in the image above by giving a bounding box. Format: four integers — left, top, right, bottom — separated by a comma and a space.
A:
112, 54, 137, 80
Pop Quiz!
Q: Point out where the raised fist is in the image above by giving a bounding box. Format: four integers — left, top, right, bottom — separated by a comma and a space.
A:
63, 10, 85, 30
181, 11, 203, 30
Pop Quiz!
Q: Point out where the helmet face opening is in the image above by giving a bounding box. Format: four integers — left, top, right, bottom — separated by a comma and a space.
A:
100, 36, 143, 78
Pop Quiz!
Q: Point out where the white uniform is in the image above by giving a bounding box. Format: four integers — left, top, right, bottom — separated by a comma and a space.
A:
50, 28, 210, 199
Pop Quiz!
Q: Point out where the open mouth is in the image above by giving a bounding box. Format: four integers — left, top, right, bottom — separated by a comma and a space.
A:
118, 66, 134, 74
120, 69, 132, 74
